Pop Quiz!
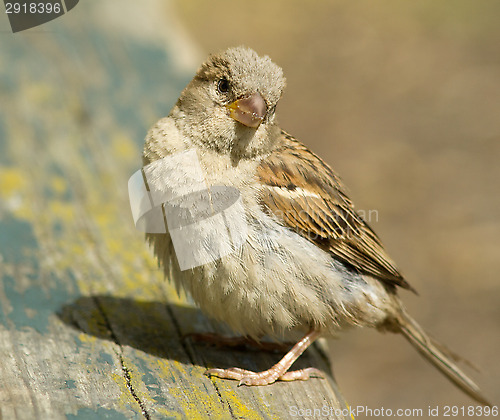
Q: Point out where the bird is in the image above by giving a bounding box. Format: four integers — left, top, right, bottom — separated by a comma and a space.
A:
141, 46, 490, 405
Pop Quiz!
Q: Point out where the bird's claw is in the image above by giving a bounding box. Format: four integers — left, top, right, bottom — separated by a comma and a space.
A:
205, 366, 324, 386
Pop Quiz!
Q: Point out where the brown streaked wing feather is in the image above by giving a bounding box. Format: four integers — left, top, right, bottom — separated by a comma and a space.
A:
257, 131, 415, 292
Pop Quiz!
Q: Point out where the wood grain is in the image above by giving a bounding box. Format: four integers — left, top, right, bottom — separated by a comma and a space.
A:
0, 1, 351, 418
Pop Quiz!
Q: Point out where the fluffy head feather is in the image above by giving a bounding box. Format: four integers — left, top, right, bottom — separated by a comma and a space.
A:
172, 47, 286, 160
197, 46, 286, 110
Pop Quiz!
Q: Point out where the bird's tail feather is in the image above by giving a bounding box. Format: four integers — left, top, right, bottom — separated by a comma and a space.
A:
397, 311, 491, 407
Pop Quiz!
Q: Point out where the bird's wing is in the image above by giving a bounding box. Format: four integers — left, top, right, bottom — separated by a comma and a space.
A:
257, 130, 414, 291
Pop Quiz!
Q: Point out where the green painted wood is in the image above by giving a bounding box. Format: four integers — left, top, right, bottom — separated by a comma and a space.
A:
0, 1, 351, 418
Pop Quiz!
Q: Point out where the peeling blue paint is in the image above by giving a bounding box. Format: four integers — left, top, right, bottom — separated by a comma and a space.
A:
0, 115, 8, 164
0, 215, 38, 264
65, 379, 76, 389
0, 270, 79, 333
66, 407, 131, 420
135, 357, 168, 405
97, 351, 114, 366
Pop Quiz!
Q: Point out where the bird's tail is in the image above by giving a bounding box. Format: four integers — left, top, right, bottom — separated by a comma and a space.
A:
396, 311, 491, 406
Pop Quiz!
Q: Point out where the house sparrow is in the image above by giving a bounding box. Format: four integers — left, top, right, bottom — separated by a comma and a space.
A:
142, 46, 490, 405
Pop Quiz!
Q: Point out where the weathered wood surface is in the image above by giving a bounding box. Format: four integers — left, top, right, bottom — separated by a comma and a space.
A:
0, 1, 351, 418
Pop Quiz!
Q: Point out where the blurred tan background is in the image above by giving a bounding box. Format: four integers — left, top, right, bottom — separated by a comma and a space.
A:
172, 0, 500, 415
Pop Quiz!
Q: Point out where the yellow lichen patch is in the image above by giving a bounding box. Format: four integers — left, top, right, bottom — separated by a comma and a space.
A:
118, 355, 183, 419
0, 166, 27, 198
112, 134, 139, 163
47, 201, 76, 223
163, 282, 186, 306
78, 332, 98, 346
214, 383, 267, 420
156, 359, 225, 419
22, 82, 55, 106
13, 207, 34, 221
116, 271, 151, 298
51, 241, 87, 274
110, 371, 141, 409
91, 201, 124, 232
50, 175, 68, 196
0, 166, 36, 219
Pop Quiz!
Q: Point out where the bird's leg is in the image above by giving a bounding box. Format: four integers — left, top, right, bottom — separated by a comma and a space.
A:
184, 332, 291, 352
205, 330, 324, 386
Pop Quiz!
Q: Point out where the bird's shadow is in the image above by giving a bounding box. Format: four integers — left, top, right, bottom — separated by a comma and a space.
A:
56, 295, 318, 372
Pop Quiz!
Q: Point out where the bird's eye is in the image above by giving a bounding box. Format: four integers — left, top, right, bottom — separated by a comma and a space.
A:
217, 78, 230, 94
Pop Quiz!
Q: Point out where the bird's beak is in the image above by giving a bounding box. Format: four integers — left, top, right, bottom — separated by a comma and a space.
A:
226, 92, 267, 128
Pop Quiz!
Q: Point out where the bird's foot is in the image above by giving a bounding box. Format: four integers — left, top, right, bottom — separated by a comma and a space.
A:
204, 330, 323, 386
205, 366, 324, 386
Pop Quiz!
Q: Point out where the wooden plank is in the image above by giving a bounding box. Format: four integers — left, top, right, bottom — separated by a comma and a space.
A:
0, 1, 351, 418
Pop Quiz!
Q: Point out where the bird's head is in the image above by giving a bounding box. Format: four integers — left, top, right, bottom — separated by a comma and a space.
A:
174, 46, 286, 159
